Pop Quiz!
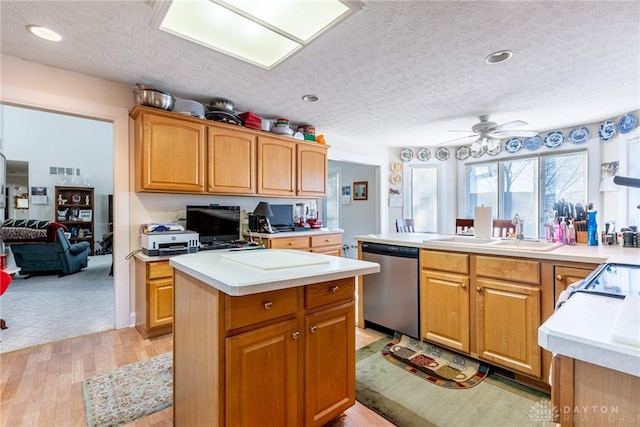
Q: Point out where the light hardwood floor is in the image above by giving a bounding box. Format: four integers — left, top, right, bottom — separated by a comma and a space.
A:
1, 326, 394, 427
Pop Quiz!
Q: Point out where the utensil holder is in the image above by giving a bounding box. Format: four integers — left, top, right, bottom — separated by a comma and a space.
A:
575, 221, 587, 243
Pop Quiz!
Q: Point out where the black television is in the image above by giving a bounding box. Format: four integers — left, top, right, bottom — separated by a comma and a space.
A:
186, 205, 240, 244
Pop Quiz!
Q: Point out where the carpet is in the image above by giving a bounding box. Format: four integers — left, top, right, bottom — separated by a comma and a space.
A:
356, 337, 553, 427
82, 352, 172, 427
0, 254, 114, 353
385, 333, 489, 388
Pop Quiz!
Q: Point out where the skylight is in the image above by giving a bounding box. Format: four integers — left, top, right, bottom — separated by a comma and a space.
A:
150, 0, 363, 70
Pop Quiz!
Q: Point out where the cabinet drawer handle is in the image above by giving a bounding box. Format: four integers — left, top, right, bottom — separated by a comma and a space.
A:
291, 331, 300, 340
460, 283, 466, 289
310, 325, 318, 334
476, 287, 482, 292
331, 285, 339, 293
288, 242, 294, 246
556, 275, 563, 281
325, 239, 330, 243
264, 301, 273, 310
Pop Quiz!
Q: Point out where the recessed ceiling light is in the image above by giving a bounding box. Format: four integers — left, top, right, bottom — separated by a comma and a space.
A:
485, 50, 512, 64
302, 94, 319, 103
150, 0, 364, 70
27, 25, 62, 41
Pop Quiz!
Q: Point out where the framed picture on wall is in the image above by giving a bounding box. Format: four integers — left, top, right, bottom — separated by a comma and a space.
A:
353, 181, 368, 201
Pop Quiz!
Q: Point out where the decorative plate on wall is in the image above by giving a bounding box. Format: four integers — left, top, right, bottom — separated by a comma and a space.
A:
568, 126, 590, 144
390, 173, 402, 185
417, 148, 431, 161
391, 162, 402, 173
505, 137, 523, 153
456, 146, 470, 160
435, 147, 450, 161
544, 131, 565, 148
524, 135, 542, 151
618, 113, 637, 134
400, 148, 414, 162
470, 145, 485, 158
599, 120, 617, 142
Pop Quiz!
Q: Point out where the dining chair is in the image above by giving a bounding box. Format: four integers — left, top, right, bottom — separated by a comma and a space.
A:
492, 219, 514, 237
396, 218, 415, 233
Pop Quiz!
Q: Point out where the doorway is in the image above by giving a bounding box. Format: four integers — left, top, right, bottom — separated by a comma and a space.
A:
0, 105, 114, 352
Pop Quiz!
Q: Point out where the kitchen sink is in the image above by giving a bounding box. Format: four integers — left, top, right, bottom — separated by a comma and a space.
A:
488, 239, 564, 251
426, 236, 500, 245
424, 236, 564, 251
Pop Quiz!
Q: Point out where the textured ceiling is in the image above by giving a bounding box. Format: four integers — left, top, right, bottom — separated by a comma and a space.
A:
1, 0, 639, 148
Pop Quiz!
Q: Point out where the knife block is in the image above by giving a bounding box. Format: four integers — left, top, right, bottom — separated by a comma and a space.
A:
575, 220, 587, 243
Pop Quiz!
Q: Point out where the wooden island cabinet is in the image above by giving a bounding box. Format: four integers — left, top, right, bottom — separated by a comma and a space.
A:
131, 105, 328, 198
170, 250, 378, 427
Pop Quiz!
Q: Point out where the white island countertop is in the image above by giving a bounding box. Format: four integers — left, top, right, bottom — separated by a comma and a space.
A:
539, 292, 640, 377
169, 249, 380, 296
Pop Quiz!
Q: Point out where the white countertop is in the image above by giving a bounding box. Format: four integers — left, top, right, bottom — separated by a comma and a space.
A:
169, 249, 379, 296
353, 233, 640, 264
245, 229, 344, 239
539, 292, 640, 377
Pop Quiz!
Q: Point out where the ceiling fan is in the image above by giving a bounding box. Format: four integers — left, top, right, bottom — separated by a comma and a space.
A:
437, 115, 539, 152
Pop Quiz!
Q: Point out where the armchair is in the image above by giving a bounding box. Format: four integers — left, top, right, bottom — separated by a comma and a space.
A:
10, 225, 90, 276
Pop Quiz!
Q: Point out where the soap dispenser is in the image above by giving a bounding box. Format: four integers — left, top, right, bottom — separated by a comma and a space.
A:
567, 218, 577, 246
587, 203, 598, 246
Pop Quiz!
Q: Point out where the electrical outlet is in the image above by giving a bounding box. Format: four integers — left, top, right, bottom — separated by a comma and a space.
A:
342, 244, 349, 251
350, 244, 357, 249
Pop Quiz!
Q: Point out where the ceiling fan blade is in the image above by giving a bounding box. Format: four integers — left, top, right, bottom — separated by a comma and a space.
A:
448, 129, 477, 133
436, 134, 478, 146
493, 120, 528, 131
491, 129, 539, 137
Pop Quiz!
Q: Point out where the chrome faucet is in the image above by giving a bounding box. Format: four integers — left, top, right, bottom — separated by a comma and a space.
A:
512, 214, 524, 241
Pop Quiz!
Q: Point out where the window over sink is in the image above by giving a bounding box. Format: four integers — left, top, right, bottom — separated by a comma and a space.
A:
464, 150, 588, 239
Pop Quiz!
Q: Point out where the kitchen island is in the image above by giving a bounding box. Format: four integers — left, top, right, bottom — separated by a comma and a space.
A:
169, 249, 379, 427
353, 232, 639, 391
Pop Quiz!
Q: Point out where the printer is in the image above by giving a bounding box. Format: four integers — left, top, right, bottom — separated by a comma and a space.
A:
140, 229, 199, 256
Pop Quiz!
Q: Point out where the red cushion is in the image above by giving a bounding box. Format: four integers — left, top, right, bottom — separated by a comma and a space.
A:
46, 222, 69, 243
0, 270, 11, 296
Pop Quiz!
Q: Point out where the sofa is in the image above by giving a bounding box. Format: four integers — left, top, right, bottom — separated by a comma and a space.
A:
2, 221, 90, 276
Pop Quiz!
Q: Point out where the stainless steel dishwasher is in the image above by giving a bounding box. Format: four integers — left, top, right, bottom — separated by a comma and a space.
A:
361, 242, 419, 338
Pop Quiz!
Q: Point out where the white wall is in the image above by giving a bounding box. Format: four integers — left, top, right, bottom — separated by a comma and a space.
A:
2, 105, 113, 241
328, 161, 378, 258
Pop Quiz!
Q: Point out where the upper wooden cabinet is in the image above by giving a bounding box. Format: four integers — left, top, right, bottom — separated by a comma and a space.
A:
132, 106, 206, 193
297, 143, 328, 197
257, 136, 296, 196
257, 136, 328, 197
207, 127, 256, 194
132, 106, 328, 197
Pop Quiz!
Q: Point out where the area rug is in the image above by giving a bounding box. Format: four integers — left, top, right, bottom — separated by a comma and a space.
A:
384, 333, 489, 389
82, 352, 172, 427
356, 337, 552, 427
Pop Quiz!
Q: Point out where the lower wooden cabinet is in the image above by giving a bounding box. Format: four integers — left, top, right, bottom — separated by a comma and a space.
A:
174, 270, 355, 427
474, 278, 541, 377
553, 265, 595, 302
420, 269, 470, 353
419, 250, 543, 380
226, 319, 299, 427
262, 232, 343, 257
304, 304, 355, 426
135, 258, 173, 338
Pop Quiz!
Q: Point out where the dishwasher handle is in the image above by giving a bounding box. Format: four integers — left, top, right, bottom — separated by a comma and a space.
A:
361, 242, 419, 258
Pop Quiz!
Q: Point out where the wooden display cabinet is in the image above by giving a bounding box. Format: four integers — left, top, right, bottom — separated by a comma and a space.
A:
54, 186, 95, 255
